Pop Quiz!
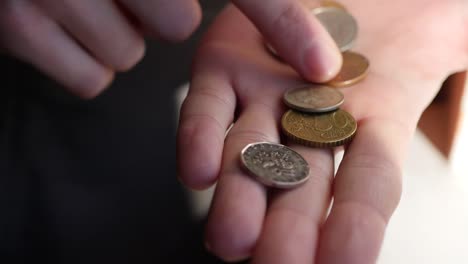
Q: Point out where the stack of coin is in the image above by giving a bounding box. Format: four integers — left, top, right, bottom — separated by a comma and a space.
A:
276, 1, 368, 148
241, 1, 369, 189
266, 1, 370, 88
312, 2, 370, 88
281, 85, 357, 147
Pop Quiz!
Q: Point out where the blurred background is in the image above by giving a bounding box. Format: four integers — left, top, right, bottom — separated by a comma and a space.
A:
0, 1, 230, 263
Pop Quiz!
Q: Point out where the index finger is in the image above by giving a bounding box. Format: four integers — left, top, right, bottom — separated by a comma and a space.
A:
232, 0, 342, 82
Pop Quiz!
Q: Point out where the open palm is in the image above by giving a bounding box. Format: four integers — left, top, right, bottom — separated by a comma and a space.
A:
177, 1, 468, 263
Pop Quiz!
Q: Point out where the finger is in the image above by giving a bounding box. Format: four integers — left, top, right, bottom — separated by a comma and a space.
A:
232, 0, 342, 82
0, 0, 114, 98
205, 102, 282, 262
251, 146, 334, 264
118, 0, 202, 42
38, 0, 145, 71
316, 118, 414, 264
177, 73, 236, 189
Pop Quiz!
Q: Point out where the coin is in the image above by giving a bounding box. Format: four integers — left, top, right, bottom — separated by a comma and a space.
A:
313, 6, 358, 52
284, 85, 344, 113
241, 142, 310, 188
326, 51, 369, 87
320, 0, 347, 10
281, 109, 357, 147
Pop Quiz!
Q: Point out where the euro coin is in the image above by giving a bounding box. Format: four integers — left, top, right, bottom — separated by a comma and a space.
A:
327, 51, 369, 87
283, 85, 344, 113
281, 109, 357, 147
313, 6, 358, 52
241, 142, 310, 188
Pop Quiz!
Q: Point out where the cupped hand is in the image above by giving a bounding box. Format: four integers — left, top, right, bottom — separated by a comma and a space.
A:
0, 0, 340, 98
177, 1, 468, 263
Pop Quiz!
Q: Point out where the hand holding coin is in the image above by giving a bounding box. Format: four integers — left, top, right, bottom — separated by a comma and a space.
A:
178, 0, 468, 263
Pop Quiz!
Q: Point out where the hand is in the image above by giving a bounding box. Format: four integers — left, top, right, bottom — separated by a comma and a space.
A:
0, 0, 340, 98
177, 1, 468, 263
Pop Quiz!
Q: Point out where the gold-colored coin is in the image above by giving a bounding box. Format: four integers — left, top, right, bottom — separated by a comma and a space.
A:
281, 109, 357, 148
326, 51, 369, 88
319, 1, 347, 11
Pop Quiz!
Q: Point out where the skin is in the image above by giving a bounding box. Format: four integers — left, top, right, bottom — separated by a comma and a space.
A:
177, 0, 468, 263
0, 0, 341, 98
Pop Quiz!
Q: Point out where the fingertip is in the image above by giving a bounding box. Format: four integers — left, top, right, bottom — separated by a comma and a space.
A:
70, 67, 115, 99
142, 1, 202, 43
113, 36, 146, 72
302, 40, 342, 82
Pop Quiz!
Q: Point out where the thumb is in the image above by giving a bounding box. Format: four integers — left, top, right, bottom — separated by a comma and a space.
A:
232, 0, 342, 82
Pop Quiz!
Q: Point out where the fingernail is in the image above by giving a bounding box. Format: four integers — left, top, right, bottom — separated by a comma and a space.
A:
302, 40, 342, 82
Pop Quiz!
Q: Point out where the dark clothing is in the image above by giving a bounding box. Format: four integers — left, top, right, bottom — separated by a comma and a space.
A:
0, 1, 230, 263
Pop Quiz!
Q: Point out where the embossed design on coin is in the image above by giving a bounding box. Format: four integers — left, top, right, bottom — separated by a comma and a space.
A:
241, 142, 310, 188
284, 85, 344, 113
327, 51, 369, 88
313, 6, 358, 52
281, 109, 357, 147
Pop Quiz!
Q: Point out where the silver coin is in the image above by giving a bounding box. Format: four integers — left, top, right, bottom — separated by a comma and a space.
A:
283, 85, 344, 113
313, 6, 358, 52
241, 142, 310, 188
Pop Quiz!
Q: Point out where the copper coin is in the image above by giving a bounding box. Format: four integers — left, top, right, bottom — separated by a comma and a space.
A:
319, 1, 347, 10
241, 142, 310, 188
283, 85, 344, 113
326, 51, 369, 88
313, 6, 358, 52
281, 109, 357, 148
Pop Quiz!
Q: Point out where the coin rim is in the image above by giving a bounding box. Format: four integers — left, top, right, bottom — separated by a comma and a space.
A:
283, 85, 345, 113
281, 109, 357, 148
240, 142, 310, 188
326, 51, 370, 88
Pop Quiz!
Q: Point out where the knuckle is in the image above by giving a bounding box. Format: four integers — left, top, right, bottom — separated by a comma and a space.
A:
226, 129, 274, 146
271, 3, 304, 38
342, 202, 388, 238
191, 86, 235, 112
343, 153, 403, 218
178, 114, 225, 145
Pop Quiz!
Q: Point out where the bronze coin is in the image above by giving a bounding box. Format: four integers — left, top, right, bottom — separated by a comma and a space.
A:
283, 85, 344, 113
281, 109, 357, 148
319, 1, 347, 11
326, 51, 369, 88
